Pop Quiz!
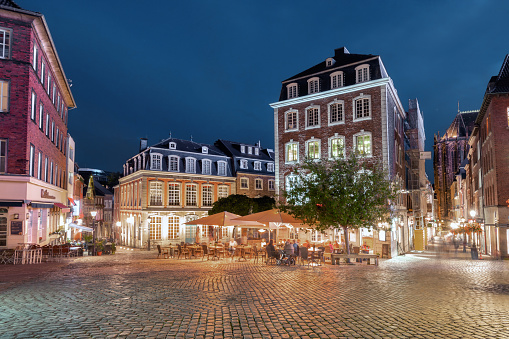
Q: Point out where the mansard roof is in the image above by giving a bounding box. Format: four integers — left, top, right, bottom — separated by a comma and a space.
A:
0, 0, 21, 9
215, 139, 274, 161
150, 138, 226, 157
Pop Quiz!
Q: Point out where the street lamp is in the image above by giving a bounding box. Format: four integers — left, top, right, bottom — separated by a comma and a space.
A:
91, 211, 97, 255
470, 210, 476, 218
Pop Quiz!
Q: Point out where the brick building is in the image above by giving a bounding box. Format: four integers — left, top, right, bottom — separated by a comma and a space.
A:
467, 55, 509, 258
270, 47, 407, 257
0, 1, 76, 248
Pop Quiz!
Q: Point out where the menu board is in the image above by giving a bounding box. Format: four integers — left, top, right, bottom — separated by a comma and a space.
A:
11, 221, 23, 235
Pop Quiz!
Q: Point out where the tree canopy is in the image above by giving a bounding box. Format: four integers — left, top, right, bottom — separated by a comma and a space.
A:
279, 151, 395, 253
208, 194, 275, 216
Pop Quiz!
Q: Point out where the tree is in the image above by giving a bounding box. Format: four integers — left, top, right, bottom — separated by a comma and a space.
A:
209, 194, 275, 216
279, 151, 395, 254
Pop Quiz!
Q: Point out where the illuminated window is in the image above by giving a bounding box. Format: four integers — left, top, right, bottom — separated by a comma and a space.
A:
354, 132, 372, 156
150, 216, 162, 240
0, 28, 11, 59
150, 181, 163, 206
306, 139, 320, 159
0, 80, 9, 112
329, 136, 345, 159
218, 185, 229, 199
285, 110, 298, 130
306, 107, 320, 128
168, 215, 180, 239
507, 107, 509, 127
330, 71, 344, 89
202, 185, 213, 206
308, 77, 320, 94
287, 83, 298, 99
286, 142, 298, 163
329, 101, 344, 125
185, 184, 197, 206
168, 183, 180, 206
355, 64, 370, 83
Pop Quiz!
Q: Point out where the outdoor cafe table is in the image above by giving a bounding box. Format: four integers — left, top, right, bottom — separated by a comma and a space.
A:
234, 245, 251, 261
187, 245, 201, 258
163, 245, 179, 258
208, 245, 223, 260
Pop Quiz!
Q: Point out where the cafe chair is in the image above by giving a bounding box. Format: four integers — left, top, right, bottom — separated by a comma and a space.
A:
178, 244, 189, 259
254, 246, 266, 264
299, 247, 309, 267
201, 245, 209, 261
265, 246, 277, 265
323, 246, 332, 264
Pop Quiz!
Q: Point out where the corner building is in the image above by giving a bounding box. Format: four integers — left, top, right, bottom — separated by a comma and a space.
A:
270, 47, 407, 257
0, 1, 76, 249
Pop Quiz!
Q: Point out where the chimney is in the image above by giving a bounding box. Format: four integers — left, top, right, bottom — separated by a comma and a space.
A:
140, 138, 148, 152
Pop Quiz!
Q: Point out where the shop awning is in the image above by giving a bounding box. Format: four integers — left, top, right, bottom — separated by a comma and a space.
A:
68, 223, 93, 232
54, 203, 71, 212
30, 203, 54, 209
0, 200, 23, 207
68, 197, 76, 206
54, 202, 67, 209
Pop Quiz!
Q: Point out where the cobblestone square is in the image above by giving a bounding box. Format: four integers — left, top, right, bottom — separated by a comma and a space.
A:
1, 250, 509, 338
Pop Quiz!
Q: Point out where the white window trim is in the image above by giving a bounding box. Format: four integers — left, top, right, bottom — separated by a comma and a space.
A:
305, 105, 321, 130
240, 177, 249, 189
287, 82, 298, 99
353, 130, 373, 158
284, 109, 299, 132
218, 184, 229, 199
352, 94, 372, 122
307, 77, 320, 94
202, 159, 212, 175
239, 159, 248, 169
328, 99, 345, 126
168, 155, 180, 172
328, 134, 346, 159
268, 179, 275, 191
32, 44, 38, 70
240, 145, 246, 153
285, 141, 299, 164
326, 58, 336, 67
202, 146, 208, 154
217, 160, 227, 176
267, 162, 275, 172
151, 153, 163, 170
0, 28, 12, 59
202, 184, 213, 206
355, 64, 370, 83
185, 183, 198, 206
255, 178, 263, 190
169, 142, 176, 149
254, 161, 261, 171
330, 71, 344, 89
305, 138, 321, 160
254, 148, 259, 155
185, 157, 196, 173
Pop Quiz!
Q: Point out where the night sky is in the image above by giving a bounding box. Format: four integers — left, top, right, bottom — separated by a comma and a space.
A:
18, 1, 509, 180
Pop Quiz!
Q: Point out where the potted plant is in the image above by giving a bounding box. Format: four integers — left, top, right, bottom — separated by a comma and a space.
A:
95, 241, 104, 256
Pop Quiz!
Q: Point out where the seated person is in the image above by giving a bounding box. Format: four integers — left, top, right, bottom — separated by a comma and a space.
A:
265, 240, 278, 259
284, 240, 294, 257
228, 238, 237, 256
260, 240, 267, 248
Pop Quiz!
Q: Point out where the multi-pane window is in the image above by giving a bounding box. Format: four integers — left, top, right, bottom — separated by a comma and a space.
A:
52, 84, 56, 104
330, 71, 344, 89
0, 80, 8, 112
151, 154, 162, 170
50, 161, 54, 184
134, 182, 138, 207
150, 181, 163, 206
51, 121, 55, 142
240, 145, 245, 153
0, 139, 6, 173
240, 159, 248, 169
306, 107, 319, 127
32, 44, 38, 70
168, 215, 180, 239
0, 28, 11, 59
308, 77, 319, 94
185, 157, 196, 173
45, 113, 49, 136
286, 111, 297, 130
355, 98, 370, 119
41, 62, 45, 85
218, 161, 227, 176
254, 148, 259, 155
269, 180, 275, 191
255, 179, 262, 190
286, 143, 298, 162
355, 134, 372, 156
169, 156, 179, 172
329, 102, 344, 124
29, 144, 35, 177
267, 163, 274, 172
254, 161, 261, 171
330, 137, 345, 158
240, 178, 248, 189
248, 147, 252, 155
202, 159, 211, 175
149, 216, 162, 240
37, 152, 42, 180
31, 91, 36, 121
218, 185, 229, 199
356, 65, 370, 83
287, 83, 298, 99
186, 184, 197, 206
307, 140, 320, 159
168, 183, 180, 206
44, 157, 48, 182
38, 103, 44, 129
202, 185, 213, 207
47, 74, 51, 95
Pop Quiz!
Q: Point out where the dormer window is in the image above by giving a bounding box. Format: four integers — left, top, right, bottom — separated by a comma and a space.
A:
168, 155, 179, 172
254, 161, 261, 171
185, 157, 196, 173
240, 159, 248, 169
267, 163, 274, 172
330, 71, 344, 89
287, 83, 298, 99
169, 142, 176, 149
355, 64, 370, 83
326, 58, 335, 67
151, 153, 162, 170
254, 148, 259, 155
202, 146, 208, 154
308, 77, 320, 94
217, 161, 227, 176
248, 147, 252, 155
240, 145, 246, 153
202, 159, 211, 174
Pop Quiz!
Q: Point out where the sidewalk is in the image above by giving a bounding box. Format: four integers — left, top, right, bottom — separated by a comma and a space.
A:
408, 244, 494, 260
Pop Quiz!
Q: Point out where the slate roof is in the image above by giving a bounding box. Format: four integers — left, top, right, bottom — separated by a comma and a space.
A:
477, 54, 509, 124
443, 111, 478, 140
0, 0, 21, 9
151, 137, 226, 156
215, 139, 274, 161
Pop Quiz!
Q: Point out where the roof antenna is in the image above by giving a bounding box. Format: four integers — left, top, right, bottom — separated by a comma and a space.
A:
190, 135, 193, 142
169, 131, 172, 138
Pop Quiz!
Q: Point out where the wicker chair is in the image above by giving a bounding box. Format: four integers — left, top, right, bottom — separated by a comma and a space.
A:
178, 244, 190, 259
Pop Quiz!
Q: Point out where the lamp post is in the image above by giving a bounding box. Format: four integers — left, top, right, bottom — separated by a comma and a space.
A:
460, 217, 467, 253
91, 211, 97, 255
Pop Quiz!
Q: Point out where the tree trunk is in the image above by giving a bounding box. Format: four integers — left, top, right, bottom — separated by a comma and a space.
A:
343, 225, 350, 255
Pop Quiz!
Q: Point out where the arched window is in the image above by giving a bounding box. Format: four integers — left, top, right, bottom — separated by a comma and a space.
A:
168, 155, 179, 172
328, 100, 344, 125
287, 83, 298, 99
353, 94, 371, 121
307, 77, 320, 94
355, 64, 370, 83
330, 71, 344, 89
202, 159, 212, 175
354, 131, 372, 157
185, 157, 196, 173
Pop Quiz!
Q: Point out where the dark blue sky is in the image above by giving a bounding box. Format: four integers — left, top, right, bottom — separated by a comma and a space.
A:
20, 1, 509, 180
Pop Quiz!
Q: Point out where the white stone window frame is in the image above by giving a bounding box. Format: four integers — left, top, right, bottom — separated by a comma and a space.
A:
151, 153, 163, 171
149, 181, 163, 206
202, 146, 208, 154
355, 64, 370, 83
307, 77, 320, 94
353, 130, 373, 157
248, 147, 252, 155
287, 82, 298, 99
326, 57, 336, 67
217, 160, 228, 176
202, 159, 212, 175
185, 183, 198, 206
254, 148, 259, 155
202, 184, 213, 207
169, 142, 177, 149
353, 94, 372, 122
185, 157, 196, 173
240, 145, 246, 153
305, 138, 321, 160
218, 184, 229, 199
328, 134, 346, 159
305, 105, 320, 130
330, 71, 344, 89
284, 109, 299, 132
328, 99, 345, 126
240, 177, 249, 189
255, 178, 263, 190
268, 179, 275, 191
254, 161, 261, 171
240, 159, 248, 169
0, 27, 12, 59
267, 162, 275, 172
285, 141, 299, 164
168, 155, 179, 172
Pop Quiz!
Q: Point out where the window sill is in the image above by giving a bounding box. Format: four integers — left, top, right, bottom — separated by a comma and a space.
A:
305, 125, 321, 130
353, 117, 372, 123
285, 128, 299, 133
328, 121, 345, 126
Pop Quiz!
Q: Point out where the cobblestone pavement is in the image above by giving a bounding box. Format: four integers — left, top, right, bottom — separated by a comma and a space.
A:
1, 249, 509, 339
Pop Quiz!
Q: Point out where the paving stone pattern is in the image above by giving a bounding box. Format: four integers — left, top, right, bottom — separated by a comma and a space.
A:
1, 250, 509, 338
